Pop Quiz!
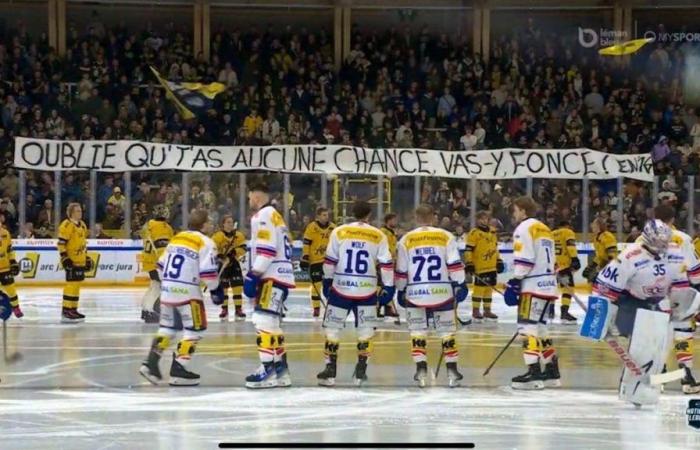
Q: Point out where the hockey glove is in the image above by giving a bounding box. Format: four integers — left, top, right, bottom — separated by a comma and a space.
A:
85, 256, 94, 271
377, 285, 396, 307
570, 257, 581, 271
465, 262, 475, 275
299, 257, 310, 271
397, 290, 407, 308
504, 278, 521, 307
496, 259, 505, 274
243, 272, 260, 298
210, 284, 225, 305
61, 256, 74, 270
322, 278, 333, 299
582, 263, 597, 282
9, 259, 19, 277
452, 282, 469, 303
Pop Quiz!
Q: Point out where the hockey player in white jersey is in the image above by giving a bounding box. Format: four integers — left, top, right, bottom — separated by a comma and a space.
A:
139, 209, 224, 386
243, 182, 296, 388
591, 219, 697, 405
318, 201, 394, 387
395, 205, 469, 387
646, 205, 700, 393
503, 196, 560, 390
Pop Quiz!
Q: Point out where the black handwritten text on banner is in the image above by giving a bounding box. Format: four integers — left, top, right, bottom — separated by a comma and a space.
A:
14, 138, 654, 181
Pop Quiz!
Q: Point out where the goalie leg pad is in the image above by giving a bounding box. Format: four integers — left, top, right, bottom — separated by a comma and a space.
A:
580, 296, 619, 341
619, 308, 672, 406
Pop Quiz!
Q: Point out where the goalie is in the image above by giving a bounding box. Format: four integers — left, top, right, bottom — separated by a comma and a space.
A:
589, 219, 699, 405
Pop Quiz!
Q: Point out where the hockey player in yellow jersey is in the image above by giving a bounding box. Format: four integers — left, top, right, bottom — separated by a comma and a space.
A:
0, 222, 22, 318
139, 209, 223, 386
211, 215, 247, 321
140, 204, 174, 323
57, 203, 91, 323
552, 220, 580, 324
504, 196, 560, 390
464, 211, 504, 322
582, 218, 617, 283
300, 207, 335, 318
379, 213, 399, 318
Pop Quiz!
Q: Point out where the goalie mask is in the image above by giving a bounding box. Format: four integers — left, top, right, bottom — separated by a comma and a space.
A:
641, 219, 672, 255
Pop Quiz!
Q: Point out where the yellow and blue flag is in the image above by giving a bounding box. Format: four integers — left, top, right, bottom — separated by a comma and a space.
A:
150, 66, 225, 119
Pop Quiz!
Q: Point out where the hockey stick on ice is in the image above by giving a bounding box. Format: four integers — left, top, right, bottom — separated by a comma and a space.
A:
570, 292, 683, 386
308, 272, 327, 310
482, 297, 550, 377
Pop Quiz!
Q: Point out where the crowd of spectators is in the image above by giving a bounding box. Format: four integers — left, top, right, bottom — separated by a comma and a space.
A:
2, 12, 700, 240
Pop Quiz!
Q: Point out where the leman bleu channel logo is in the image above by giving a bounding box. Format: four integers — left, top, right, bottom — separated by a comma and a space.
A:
688, 399, 700, 430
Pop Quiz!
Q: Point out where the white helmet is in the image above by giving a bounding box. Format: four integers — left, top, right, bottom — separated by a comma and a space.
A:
641, 219, 672, 255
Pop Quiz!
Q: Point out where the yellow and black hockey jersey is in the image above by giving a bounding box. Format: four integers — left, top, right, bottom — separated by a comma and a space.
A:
141, 219, 175, 272
57, 219, 89, 266
695, 237, 700, 261
212, 229, 247, 261
302, 221, 336, 265
380, 226, 398, 259
0, 225, 15, 273
464, 225, 499, 274
553, 226, 578, 271
592, 231, 618, 267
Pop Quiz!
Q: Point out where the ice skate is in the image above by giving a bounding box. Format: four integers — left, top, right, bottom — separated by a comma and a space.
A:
353, 356, 368, 386
312, 306, 320, 319
413, 361, 428, 388
169, 356, 200, 386
471, 309, 483, 323
61, 308, 84, 324
681, 365, 700, 394
139, 350, 162, 385
543, 356, 562, 388
317, 357, 337, 387
275, 354, 291, 387
560, 305, 577, 325
483, 309, 498, 322
234, 305, 246, 320
219, 305, 228, 321
511, 363, 545, 390
446, 362, 463, 388
245, 363, 277, 389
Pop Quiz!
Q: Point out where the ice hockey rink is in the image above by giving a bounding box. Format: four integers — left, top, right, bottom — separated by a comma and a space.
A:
1, 287, 698, 450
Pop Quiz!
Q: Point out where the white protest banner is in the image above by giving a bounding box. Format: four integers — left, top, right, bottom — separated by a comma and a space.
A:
14, 137, 654, 181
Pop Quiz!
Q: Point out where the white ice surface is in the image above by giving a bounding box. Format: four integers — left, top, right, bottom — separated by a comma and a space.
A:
0, 288, 698, 450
